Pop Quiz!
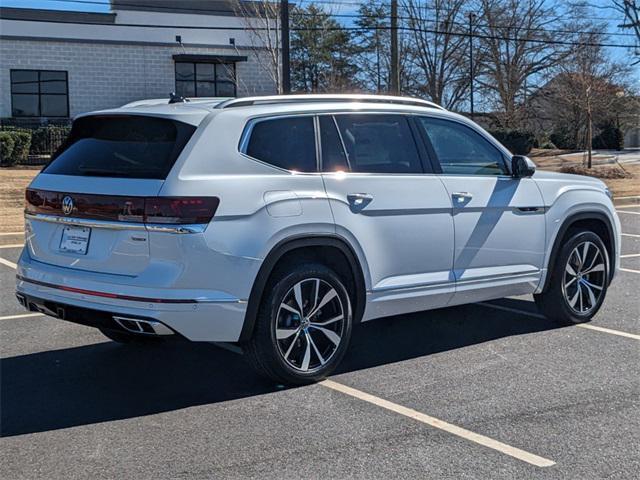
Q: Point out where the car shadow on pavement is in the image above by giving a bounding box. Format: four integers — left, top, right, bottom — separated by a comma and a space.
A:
1, 298, 560, 437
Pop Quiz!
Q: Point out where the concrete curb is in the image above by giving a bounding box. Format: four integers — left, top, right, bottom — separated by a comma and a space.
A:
614, 196, 640, 206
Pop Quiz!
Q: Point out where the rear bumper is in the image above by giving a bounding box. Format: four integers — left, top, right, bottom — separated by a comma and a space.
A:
16, 251, 248, 342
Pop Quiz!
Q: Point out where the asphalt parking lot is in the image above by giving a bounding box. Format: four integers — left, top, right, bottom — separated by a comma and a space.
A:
1, 207, 638, 479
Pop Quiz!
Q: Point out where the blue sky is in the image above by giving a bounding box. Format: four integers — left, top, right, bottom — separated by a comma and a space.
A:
2, 0, 637, 82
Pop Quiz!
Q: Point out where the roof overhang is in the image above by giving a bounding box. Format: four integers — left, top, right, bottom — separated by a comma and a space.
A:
172, 54, 248, 63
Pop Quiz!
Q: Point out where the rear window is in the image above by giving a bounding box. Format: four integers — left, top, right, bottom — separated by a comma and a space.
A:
44, 115, 196, 179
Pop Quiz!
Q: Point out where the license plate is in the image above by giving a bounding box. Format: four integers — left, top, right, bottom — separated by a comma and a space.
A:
59, 226, 91, 255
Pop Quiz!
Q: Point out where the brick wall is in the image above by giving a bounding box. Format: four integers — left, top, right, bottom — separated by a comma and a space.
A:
0, 39, 277, 118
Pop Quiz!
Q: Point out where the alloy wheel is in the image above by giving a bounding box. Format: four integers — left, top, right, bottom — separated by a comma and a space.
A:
274, 278, 346, 373
561, 241, 606, 315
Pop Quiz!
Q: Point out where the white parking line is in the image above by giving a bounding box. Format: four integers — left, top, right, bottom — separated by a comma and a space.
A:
620, 253, 640, 258
622, 233, 640, 238
320, 379, 556, 467
477, 303, 640, 341
617, 210, 640, 215
616, 205, 640, 209
0, 232, 24, 236
0, 243, 23, 249
0, 257, 17, 269
620, 267, 640, 274
0, 312, 42, 321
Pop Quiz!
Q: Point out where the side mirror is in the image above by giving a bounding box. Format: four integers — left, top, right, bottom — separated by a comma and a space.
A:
511, 155, 536, 178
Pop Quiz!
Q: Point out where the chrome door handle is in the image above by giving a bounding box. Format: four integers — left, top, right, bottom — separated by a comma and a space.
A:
452, 192, 473, 203
347, 193, 373, 207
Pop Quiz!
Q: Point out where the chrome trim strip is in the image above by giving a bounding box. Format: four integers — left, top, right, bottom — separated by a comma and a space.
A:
25, 213, 206, 234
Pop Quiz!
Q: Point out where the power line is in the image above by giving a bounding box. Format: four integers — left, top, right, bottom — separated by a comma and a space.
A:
4, 5, 637, 49
35, 0, 639, 38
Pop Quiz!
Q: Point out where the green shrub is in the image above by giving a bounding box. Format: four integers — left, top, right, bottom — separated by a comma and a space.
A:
488, 130, 535, 155
0, 132, 16, 166
549, 130, 576, 150
10, 131, 32, 164
592, 124, 624, 151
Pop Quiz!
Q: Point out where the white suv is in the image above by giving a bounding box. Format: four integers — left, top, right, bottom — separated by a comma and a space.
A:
16, 94, 621, 384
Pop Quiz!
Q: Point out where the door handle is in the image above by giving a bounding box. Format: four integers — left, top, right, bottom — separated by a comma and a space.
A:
347, 193, 373, 208
452, 192, 473, 204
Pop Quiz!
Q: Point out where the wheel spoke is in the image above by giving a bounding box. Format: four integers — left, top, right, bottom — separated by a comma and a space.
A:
280, 302, 301, 317
582, 281, 597, 308
293, 282, 305, 316
578, 284, 584, 312
309, 279, 320, 314
307, 288, 338, 319
276, 327, 299, 340
564, 276, 577, 289
283, 330, 301, 360
582, 279, 603, 291
309, 325, 341, 346
300, 335, 311, 371
307, 331, 326, 366
584, 249, 600, 273
569, 287, 580, 308
583, 263, 605, 274
566, 263, 578, 276
311, 314, 343, 327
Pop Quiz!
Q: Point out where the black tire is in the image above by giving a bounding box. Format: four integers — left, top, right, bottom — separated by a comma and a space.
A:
244, 262, 353, 385
535, 230, 609, 325
98, 328, 161, 345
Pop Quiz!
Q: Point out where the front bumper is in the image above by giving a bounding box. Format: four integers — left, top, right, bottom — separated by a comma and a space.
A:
16, 251, 248, 342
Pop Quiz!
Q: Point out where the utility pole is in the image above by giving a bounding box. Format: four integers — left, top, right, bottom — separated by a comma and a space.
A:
468, 12, 475, 118
390, 0, 400, 95
281, 0, 291, 94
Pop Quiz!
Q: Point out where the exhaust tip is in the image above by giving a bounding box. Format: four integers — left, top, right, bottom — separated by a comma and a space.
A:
113, 316, 174, 336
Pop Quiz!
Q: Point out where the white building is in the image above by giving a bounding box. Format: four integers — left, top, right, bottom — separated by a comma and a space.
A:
0, 0, 277, 122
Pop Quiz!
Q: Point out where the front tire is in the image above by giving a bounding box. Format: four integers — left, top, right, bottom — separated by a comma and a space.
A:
244, 263, 353, 385
535, 230, 609, 325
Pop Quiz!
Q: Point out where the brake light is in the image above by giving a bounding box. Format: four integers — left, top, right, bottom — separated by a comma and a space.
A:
144, 197, 219, 224
26, 189, 219, 225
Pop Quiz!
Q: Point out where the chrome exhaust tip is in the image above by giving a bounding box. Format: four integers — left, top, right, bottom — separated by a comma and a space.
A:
113, 316, 174, 336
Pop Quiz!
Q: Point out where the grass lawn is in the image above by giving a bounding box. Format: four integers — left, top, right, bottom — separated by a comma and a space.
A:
0, 149, 638, 234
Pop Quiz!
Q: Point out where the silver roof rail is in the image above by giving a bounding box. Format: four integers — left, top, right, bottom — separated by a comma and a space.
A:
215, 94, 446, 110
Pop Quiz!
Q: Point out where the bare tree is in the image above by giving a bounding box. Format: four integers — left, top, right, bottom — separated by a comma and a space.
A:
477, 0, 572, 129
232, 1, 282, 93
402, 0, 471, 110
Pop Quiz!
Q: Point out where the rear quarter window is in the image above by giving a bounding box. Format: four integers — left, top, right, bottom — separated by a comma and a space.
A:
44, 115, 196, 179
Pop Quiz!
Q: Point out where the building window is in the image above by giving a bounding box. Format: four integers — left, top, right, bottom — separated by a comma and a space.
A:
11, 70, 69, 117
175, 62, 236, 98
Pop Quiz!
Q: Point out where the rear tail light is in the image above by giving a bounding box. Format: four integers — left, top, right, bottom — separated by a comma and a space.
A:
144, 197, 220, 224
26, 189, 219, 225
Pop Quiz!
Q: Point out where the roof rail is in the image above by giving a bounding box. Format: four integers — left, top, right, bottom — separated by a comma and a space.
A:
120, 97, 231, 108
215, 94, 446, 111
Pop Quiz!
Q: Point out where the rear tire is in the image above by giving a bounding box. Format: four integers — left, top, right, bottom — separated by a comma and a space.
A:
535, 230, 609, 325
244, 263, 353, 385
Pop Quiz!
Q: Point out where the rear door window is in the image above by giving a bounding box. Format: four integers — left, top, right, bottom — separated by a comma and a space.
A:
333, 114, 423, 174
245, 116, 317, 172
44, 115, 196, 179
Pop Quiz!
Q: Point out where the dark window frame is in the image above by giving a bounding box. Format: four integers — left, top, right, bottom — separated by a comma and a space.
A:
174, 61, 237, 98
10, 69, 69, 118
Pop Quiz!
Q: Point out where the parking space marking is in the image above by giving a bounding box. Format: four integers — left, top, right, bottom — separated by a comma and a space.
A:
616, 205, 640, 209
0, 257, 17, 269
617, 210, 640, 215
622, 233, 640, 238
0, 243, 23, 249
620, 253, 640, 258
320, 379, 556, 467
0, 312, 42, 321
620, 267, 640, 274
478, 303, 640, 341
0, 232, 24, 236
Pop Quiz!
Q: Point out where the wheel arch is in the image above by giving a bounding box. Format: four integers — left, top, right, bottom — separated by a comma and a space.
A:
541, 211, 616, 292
238, 235, 367, 343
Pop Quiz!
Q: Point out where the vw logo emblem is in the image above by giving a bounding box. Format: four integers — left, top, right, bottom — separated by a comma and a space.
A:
61, 196, 74, 215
